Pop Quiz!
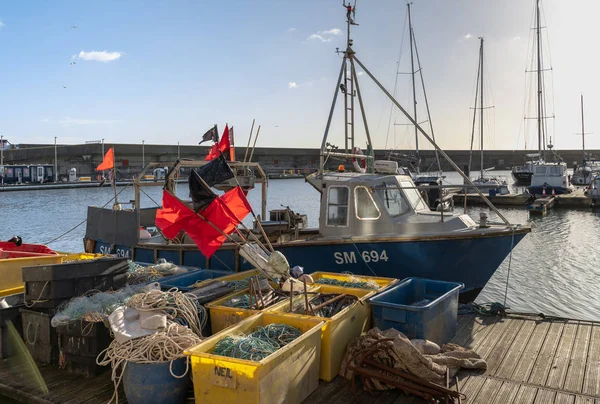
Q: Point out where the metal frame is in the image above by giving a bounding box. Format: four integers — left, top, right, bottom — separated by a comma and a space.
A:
326, 185, 350, 227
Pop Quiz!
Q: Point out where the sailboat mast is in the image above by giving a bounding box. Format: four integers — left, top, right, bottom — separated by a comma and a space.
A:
536, 0, 544, 159
407, 2, 419, 172
479, 37, 484, 179
581, 94, 585, 162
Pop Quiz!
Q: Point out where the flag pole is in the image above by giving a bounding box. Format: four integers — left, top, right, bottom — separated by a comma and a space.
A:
112, 146, 118, 207
243, 119, 255, 163
229, 126, 235, 162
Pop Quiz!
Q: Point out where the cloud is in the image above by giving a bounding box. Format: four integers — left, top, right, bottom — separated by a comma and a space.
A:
59, 117, 121, 127
512, 35, 521, 41
0, 19, 5, 29
42, 118, 49, 123
288, 82, 298, 89
464, 33, 473, 39
77, 50, 122, 62
308, 28, 342, 42
287, 27, 296, 32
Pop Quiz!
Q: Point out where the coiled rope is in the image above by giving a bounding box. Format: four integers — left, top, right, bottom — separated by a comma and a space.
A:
126, 289, 206, 337
212, 324, 301, 361
315, 277, 379, 290
96, 322, 201, 404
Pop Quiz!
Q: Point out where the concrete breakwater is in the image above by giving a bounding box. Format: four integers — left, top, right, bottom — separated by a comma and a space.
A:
3, 143, 595, 181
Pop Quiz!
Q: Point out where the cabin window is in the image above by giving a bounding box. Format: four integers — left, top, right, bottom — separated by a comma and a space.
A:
6, 168, 13, 177
376, 183, 409, 217
549, 166, 561, 175
47, 167, 53, 176
23, 167, 30, 177
354, 186, 380, 220
327, 186, 349, 226
400, 181, 428, 211
535, 166, 546, 174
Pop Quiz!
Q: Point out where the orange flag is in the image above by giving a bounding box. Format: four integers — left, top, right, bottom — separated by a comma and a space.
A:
96, 148, 115, 171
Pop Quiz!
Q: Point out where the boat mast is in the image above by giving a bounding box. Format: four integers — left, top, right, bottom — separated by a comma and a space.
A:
581, 94, 585, 162
535, 0, 544, 160
407, 2, 419, 172
479, 37, 484, 179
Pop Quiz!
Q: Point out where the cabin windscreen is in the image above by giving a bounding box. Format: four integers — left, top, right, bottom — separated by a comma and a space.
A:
354, 186, 380, 220
327, 186, 349, 226
375, 183, 409, 217
400, 181, 428, 211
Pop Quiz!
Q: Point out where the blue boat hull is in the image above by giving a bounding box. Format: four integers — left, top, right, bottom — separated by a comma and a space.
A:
91, 230, 527, 294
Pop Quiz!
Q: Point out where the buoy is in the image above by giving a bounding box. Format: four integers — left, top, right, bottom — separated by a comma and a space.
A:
551, 188, 556, 196
542, 186, 546, 196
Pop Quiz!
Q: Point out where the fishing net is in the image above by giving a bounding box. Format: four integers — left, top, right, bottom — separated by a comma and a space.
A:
51, 284, 147, 327
126, 260, 187, 284
212, 324, 301, 361
315, 276, 379, 290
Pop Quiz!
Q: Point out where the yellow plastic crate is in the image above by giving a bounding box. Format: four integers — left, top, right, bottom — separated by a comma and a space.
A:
309, 271, 399, 292
0, 255, 66, 298
192, 269, 264, 289
267, 284, 375, 381
57, 252, 104, 262
185, 312, 323, 404
206, 286, 288, 334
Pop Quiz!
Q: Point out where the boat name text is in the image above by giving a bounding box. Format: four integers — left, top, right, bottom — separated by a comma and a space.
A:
334, 250, 388, 265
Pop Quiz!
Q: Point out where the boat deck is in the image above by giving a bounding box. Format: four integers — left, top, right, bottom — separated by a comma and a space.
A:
1, 313, 599, 403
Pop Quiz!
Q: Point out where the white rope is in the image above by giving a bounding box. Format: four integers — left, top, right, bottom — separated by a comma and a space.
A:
24, 281, 50, 308
503, 227, 516, 308
96, 322, 201, 404
126, 288, 206, 337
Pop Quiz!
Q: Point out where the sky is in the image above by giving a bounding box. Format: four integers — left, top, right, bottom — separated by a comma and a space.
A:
0, 0, 599, 151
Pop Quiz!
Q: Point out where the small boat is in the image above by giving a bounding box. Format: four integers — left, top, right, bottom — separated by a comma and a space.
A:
511, 153, 539, 184
585, 174, 600, 206
465, 37, 509, 196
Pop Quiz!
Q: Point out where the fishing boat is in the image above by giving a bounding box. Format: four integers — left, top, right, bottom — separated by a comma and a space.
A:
571, 95, 597, 186
526, 0, 572, 196
82, 3, 530, 299
585, 174, 600, 206
466, 37, 509, 196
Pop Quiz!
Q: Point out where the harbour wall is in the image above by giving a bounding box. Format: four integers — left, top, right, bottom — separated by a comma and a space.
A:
1, 143, 594, 180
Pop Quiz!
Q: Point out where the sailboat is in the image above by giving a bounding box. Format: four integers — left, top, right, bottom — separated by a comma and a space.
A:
467, 37, 509, 196
83, 2, 530, 299
526, 0, 572, 195
571, 95, 598, 186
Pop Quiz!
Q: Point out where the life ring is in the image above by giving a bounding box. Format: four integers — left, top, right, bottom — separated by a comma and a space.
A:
352, 147, 366, 173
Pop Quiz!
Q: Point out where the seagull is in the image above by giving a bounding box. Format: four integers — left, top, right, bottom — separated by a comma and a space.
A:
69, 62, 76, 66
69, 25, 78, 30
63, 85, 67, 89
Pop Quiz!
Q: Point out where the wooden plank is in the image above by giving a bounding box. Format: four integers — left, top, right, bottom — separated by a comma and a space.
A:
512, 321, 551, 383
451, 314, 481, 346
460, 316, 503, 350
511, 385, 538, 404
554, 392, 576, 404
533, 388, 556, 403
473, 319, 513, 359
564, 324, 592, 394
460, 374, 487, 404
574, 396, 595, 404
490, 380, 521, 404
471, 378, 503, 403
547, 323, 578, 389
583, 325, 600, 396
485, 319, 525, 375
528, 322, 566, 386
496, 320, 537, 379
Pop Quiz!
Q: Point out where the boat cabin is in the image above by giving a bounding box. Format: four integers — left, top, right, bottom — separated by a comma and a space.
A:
309, 172, 475, 239
0, 164, 54, 184
530, 162, 569, 189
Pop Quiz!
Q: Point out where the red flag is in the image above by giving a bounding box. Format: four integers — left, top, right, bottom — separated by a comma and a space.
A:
155, 186, 251, 257
206, 125, 231, 161
96, 148, 115, 171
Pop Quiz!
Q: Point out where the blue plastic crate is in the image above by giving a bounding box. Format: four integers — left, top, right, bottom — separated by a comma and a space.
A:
367, 277, 464, 345
159, 269, 233, 291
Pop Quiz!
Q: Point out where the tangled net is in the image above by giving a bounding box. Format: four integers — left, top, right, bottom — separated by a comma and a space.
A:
51, 285, 146, 327
212, 324, 301, 361
127, 260, 186, 284
126, 289, 206, 337
97, 322, 202, 404
315, 277, 379, 290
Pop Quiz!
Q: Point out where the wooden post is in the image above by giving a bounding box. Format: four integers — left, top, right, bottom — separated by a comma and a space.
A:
243, 119, 255, 163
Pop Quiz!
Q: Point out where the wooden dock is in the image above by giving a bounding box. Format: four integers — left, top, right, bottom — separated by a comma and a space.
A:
453, 189, 591, 209
1, 313, 599, 403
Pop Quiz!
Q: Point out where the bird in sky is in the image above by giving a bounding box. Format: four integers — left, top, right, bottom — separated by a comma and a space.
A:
63, 85, 67, 89
69, 62, 76, 66
69, 25, 78, 30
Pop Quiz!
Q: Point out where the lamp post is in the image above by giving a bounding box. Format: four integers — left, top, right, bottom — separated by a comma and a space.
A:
54, 136, 58, 183
177, 141, 180, 159
101, 138, 105, 177
142, 140, 145, 174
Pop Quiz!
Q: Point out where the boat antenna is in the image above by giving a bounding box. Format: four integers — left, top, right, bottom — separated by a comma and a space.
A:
535, 0, 544, 160
407, 2, 420, 173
